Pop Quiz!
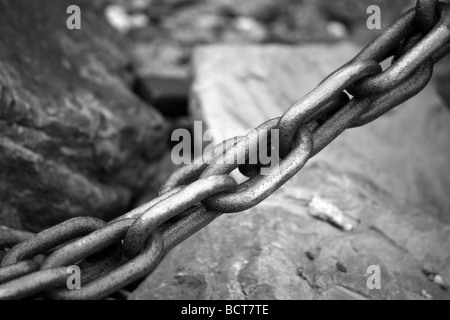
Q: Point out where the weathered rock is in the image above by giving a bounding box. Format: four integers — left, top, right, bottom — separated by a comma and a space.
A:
133, 76, 190, 117
112, 0, 419, 82
105, 4, 150, 33
130, 43, 450, 300
319, 0, 410, 24
213, 0, 282, 22
163, 7, 227, 46
0, 0, 168, 230
132, 41, 191, 79
0, 225, 33, 248
131, 167, 450, 300
190, 43, 450, 218
190, 43, 360, 141
127, 0, 330, 79
317, 0, 412, 43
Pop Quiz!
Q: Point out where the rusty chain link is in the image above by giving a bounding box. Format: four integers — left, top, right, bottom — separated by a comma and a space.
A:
0, 0, 449, 300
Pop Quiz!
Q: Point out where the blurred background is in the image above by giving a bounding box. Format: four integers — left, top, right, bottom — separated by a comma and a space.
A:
101, 0, 414, 79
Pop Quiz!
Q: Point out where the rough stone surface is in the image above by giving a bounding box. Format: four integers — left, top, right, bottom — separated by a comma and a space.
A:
130, 43, 450, 300
190, 43, 360, 141
0, 0, 168, 230
317, 0, 412, 43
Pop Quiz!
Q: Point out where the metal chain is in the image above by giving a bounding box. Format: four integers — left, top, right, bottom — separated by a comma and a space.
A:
1, 0, 449, 300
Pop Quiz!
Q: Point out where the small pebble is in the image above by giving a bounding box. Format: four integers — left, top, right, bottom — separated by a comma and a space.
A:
105, 5, 149, 33
433, 275, 444, 285
305, 251, 316, 261
308, 196, 354, 231
234, 16, 267, 42
421, 289, 433, 299
336, 261, 347, 273
326, 21, 348, 39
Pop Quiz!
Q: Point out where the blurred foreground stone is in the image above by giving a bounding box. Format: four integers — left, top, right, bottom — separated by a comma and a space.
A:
110, 0, 412, 81
131, 43, 450, 300
434, 55, 450, 109
0, 0, 168, 230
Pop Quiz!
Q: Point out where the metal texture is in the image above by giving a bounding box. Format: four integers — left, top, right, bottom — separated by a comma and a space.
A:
277, 60, 381, 158
159, 137, 242, 195
42, 219, 134, 269
0, 244, 123, 299
415, 0, 439, 32
349, 3, 450, 96
124, 175, 237, 258
0, 226, 33, 248
1, 217, 106, 267
0, 1, 449, 300
200, 122, 313, 212
0, 268, 69, 300
351, 60, 433, 127
0, 260, 40, 285
46, 232, 164, 300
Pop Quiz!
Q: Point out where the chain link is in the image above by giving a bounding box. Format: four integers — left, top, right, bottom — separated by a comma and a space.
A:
1, 217, 106, 267
0, 226, 34, 248
350, 3, 450, 97
416, 0, 439, 32
124, 175, 237, 258
200, 122, 313, 212
1, 0, 450, 300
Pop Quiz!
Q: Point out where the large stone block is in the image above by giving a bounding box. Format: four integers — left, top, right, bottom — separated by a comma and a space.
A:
131, 43, 450, 300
